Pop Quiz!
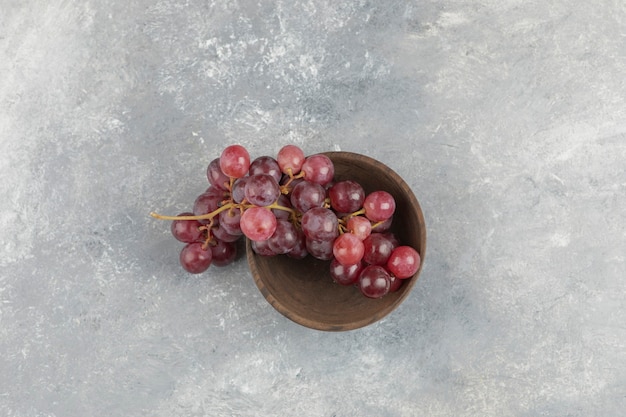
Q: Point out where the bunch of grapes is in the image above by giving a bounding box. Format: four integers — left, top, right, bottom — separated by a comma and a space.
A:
151, 144, 421, 299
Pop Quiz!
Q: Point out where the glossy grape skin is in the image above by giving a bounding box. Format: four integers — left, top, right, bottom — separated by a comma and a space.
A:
218, 208, 243, 236
207, 158, 230, 191
251, 239, 276, 256
240, 207, 277, 241
170, 212, 205, 243
211, 224, 241, 242
267, 219, 299, 254
210, 240, 237, 267
301, 154, 334, 186
290, 181, 326, 213
362, 233, 395, 265
244, 174, 281, 207
330, 259, 363, 286
179, 242, 212, 274
193, 187, 226, 224
332, 233, 365, 266
301, 207, 339, 241
277, 144, 305, 174
388, 273, 404, 292
286, 229, 308, 259
231, 177, 248, 203
219, 144, 250, 178
363, 191, 396, 222
305, 238, 334, 260
328, 180, 365, 213
346, 216, 372, 240
358, 265, 391, 298
249, 156, 282, 183
387, 246, 421, 279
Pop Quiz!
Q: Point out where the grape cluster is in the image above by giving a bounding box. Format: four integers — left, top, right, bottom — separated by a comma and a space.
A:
151, 144, 421, 299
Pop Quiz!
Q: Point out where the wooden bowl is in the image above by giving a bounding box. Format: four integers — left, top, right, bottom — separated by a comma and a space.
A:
246, 151, 427, 331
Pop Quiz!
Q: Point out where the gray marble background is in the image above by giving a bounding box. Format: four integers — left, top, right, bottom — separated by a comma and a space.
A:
1, 1, 625, 416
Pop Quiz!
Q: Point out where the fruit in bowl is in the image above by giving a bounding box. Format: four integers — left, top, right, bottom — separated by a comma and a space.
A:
151, 145, 426, 331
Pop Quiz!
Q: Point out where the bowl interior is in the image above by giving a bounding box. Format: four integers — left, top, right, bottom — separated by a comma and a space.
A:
246, 151, 426, 331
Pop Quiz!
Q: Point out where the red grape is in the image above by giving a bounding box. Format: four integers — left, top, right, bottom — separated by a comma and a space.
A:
207, 158, 230, 191
386, 246, 421, 279
328, 180, 365, 213
346, 216, 372, 240
290, 181, 326, 213
251, 238, 277, 256
231, 177, 248, 203
179, 242, 212, 274
363, 191, 396, 222
363, 233, 395, 265
332, 233, 365, 266
249, 156, 282, 183
267, 219, 299, 254
218, 208, 243, 236
210, 240, 237, 267
286, 229, 308, 259
301, 207, 339, 241
244, 174, 280, 207
211, 224, 241, 242
220, 144, 250, 178
330, 259, 363, 286
277, 144, 305, 174
358, 265, 391, 298
305, 238, 334, 260
388, 274, 404, 292
193, 187, 226, 224
301, 154, 334, 186
170, 212, 205, 243
240, 207, 277, 241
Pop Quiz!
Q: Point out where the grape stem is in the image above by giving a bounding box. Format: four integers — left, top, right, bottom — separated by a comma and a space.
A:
150, 203, 234, 222
279, 169, 306, 194
150, 199, 297, 223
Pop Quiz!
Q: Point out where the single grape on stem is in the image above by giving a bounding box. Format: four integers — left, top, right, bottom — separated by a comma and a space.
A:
220, 144, 250, 178
180, 242, 213, 274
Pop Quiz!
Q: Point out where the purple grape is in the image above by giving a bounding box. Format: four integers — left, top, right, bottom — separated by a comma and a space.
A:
286, 229, 308, 259
330, 259, 363, 286
328, 180, 365, 213
218, 208, 243, 236
231, 177, 248, 203
170, 212, 205, 243
180, 242, 212, 274
290, 181, 326, 213
210, 239, 237, 267
249, 156, 282, 183
305, 238, 334, 260
358, 265, 391, 298
211, 224, 241, 242
301, 154, 334, 186
363, 233, 395, 265
244, 174, 281, 207
267, 219, 299, 254
251, 239, 277, 256
207, 158, 230, 191
301, 207, 339, 241
193, 187, 226, 224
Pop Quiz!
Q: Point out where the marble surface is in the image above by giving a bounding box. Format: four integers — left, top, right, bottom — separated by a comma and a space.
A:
1, 1, 625, 416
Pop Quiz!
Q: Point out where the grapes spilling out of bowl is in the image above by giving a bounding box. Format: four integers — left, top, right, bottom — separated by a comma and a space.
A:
151, 144, 421, 299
